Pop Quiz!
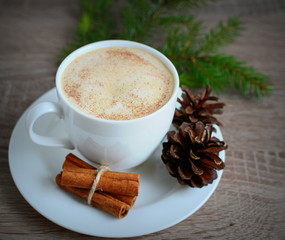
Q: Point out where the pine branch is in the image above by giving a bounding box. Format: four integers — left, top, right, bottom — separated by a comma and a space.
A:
170, 53, 272, 97
195, 16, 244, 56
162, 0, 218, 8
199, 55, 272, 97
120, 0, 214, 42
161, 13, 272, 97
160, 16, 203, 57
121, 0, 164, 42
58, 0, 272, 98
78, 0, 114, 42
58, 0, 114, 63
157, 15, 197, 26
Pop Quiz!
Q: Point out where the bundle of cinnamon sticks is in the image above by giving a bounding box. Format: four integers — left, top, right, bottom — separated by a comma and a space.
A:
56, 153, 140, 218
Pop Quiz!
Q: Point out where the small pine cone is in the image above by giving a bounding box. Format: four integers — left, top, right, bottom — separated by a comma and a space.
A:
173, 86, 225, 127
161, 121, 227, 188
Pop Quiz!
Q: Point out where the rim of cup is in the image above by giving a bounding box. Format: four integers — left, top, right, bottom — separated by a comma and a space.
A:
56, 40, 180, 124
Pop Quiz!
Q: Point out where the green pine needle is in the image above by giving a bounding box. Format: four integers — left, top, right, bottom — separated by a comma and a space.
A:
199, 55, 272, 97
121, 0, 163, 42
160, 15, 203, 57
195, 16, 245, 56
163, 0, 218, 8
58, 0, 114, 63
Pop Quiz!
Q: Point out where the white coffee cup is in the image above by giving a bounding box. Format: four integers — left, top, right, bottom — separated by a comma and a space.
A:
26, 40, 179, 170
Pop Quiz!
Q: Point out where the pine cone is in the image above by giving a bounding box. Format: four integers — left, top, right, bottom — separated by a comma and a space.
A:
161, 121, 227, 188
173, 86, 225, 127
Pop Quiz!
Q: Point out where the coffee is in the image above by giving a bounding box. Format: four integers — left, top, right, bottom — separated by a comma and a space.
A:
61, 47, 174, 120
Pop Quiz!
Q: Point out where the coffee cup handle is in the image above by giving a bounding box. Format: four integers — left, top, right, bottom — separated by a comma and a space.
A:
25, 101, 74, 149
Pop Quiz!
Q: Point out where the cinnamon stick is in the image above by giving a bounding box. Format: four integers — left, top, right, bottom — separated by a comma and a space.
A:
63, 166, 140, 182
61, 169, 139, 196
110, 194, 137, 207
63, 154, 139, 181
63, 154, 137, 206
63, 153, 96, 170
56, 174, 130, 218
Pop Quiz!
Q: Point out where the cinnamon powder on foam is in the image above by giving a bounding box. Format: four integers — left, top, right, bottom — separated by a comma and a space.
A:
61, 47, 174, 120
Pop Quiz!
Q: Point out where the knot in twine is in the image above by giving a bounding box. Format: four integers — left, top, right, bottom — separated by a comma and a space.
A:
87, 165, 110, 205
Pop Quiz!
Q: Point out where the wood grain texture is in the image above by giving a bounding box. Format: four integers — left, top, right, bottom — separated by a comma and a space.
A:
1, 0, 285, 239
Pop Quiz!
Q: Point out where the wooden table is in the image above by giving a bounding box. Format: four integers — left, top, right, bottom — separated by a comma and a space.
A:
1, 0, 285, 239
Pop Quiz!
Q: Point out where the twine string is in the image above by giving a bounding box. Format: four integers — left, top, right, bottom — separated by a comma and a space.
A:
87, 165, 110, 205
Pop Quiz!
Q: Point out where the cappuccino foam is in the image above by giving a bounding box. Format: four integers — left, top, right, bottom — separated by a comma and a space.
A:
61, 47, 174, 120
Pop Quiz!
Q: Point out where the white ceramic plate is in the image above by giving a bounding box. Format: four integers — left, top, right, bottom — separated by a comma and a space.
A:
9, 88, 225, 238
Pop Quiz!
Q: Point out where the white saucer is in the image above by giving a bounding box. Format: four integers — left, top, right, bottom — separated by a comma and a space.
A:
8, 88, 225, 238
